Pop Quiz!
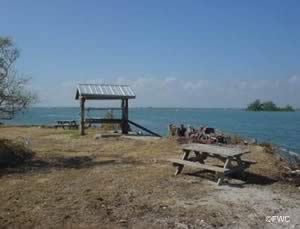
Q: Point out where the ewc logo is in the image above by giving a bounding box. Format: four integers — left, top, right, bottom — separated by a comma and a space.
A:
266, 216, 290, 223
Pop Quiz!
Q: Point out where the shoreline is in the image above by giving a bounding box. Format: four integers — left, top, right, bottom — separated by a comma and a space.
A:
2, 123, 299, 157
2, 107, 299, 155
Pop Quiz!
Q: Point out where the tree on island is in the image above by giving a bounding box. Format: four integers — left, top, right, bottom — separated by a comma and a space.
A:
0, 37, 37, 119
246, 99, 295, 112
246, 99, 262, 111
261, 101, 278, 111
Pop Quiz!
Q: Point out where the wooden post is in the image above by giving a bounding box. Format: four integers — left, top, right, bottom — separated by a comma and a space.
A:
217, 158, 231, 186
121, 99, 129, 134
80, 97, 85, 135
121, 99, 125, 134
124, 99, 129, 134
175, 150, 190, 175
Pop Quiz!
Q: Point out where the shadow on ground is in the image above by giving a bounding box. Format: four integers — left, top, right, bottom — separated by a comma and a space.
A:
186, 169, 277, 187
0, 154, 146, 176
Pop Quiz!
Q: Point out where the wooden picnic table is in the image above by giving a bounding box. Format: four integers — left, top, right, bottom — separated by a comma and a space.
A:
54, 120, 78, 129
168, 143, 256, 185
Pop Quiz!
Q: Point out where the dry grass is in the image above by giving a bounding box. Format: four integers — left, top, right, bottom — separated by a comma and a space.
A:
245, 145, 286, 179
0, 126, 298, 228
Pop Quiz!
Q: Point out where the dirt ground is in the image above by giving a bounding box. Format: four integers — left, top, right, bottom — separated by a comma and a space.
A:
0, 126, 299, 229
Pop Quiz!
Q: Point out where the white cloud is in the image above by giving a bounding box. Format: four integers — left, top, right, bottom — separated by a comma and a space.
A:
288, 75, 300, 84
33, 76, 300, 108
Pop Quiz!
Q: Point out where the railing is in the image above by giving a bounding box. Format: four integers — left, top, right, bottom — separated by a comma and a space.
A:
128, 120, 161, 137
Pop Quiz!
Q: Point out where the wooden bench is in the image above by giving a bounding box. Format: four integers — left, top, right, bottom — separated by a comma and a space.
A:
168, 158, 229, 173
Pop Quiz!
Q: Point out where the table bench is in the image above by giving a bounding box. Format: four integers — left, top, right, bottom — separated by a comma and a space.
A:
168, 143, 256, 185
54, 120, 78, 129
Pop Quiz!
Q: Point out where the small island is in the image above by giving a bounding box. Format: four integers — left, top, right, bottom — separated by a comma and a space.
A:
246, 99, 295, 112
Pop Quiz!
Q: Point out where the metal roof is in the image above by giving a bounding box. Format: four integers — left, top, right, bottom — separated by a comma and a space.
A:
75, 84, 136, 100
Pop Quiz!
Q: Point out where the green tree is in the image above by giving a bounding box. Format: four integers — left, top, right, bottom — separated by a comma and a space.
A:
261, 101, 278, 111
246, 99, 262, 111
282, 105, 295, 112
246, 99, 295, 112
0, 37, 37, 119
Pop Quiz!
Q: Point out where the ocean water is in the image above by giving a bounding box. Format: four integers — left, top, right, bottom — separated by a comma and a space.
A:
2, 107, 300, 154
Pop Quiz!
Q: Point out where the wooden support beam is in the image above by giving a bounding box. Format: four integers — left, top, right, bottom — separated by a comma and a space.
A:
217, 158, 231, 185
124, 99, 129, 134
128, 120, 161, 137
80, 97, 85, 135
86, 107, 123, 111
175, 151, 190, 175
121, 99, 125, 134
85, 118, 122, 124
121, 99, 129, 134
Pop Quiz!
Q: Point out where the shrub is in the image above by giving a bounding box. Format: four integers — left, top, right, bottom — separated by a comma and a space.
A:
0, 138, 34, 168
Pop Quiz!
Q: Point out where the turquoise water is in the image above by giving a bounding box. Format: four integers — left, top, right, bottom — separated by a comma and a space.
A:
2, 107, 300, 154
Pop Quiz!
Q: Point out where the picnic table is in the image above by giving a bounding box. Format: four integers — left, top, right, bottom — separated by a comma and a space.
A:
54, 120, 78, 129
168, 143, 256, 185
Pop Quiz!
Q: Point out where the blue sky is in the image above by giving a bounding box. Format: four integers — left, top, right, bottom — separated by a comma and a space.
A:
1, 0, 300, 107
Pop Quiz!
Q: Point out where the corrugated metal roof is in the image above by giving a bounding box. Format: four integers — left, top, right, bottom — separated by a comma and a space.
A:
75, 84, 136, 100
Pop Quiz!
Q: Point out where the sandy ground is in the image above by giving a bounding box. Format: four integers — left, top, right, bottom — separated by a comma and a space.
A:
0, 126, 299, 228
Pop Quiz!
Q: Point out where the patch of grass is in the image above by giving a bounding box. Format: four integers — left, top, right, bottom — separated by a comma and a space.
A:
67, 131, 81, 139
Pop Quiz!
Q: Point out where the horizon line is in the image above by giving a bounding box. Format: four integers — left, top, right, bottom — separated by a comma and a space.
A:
30, 106, 300, 110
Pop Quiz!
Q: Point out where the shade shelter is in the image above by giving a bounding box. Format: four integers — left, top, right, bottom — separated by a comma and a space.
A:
75, 84, 136, 135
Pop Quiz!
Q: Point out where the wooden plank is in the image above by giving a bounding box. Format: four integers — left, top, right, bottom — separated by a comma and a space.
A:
168, 158, 229, 173
240, 158, 257, 164
182, 143, 250, 157
85, 118, 122, 124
